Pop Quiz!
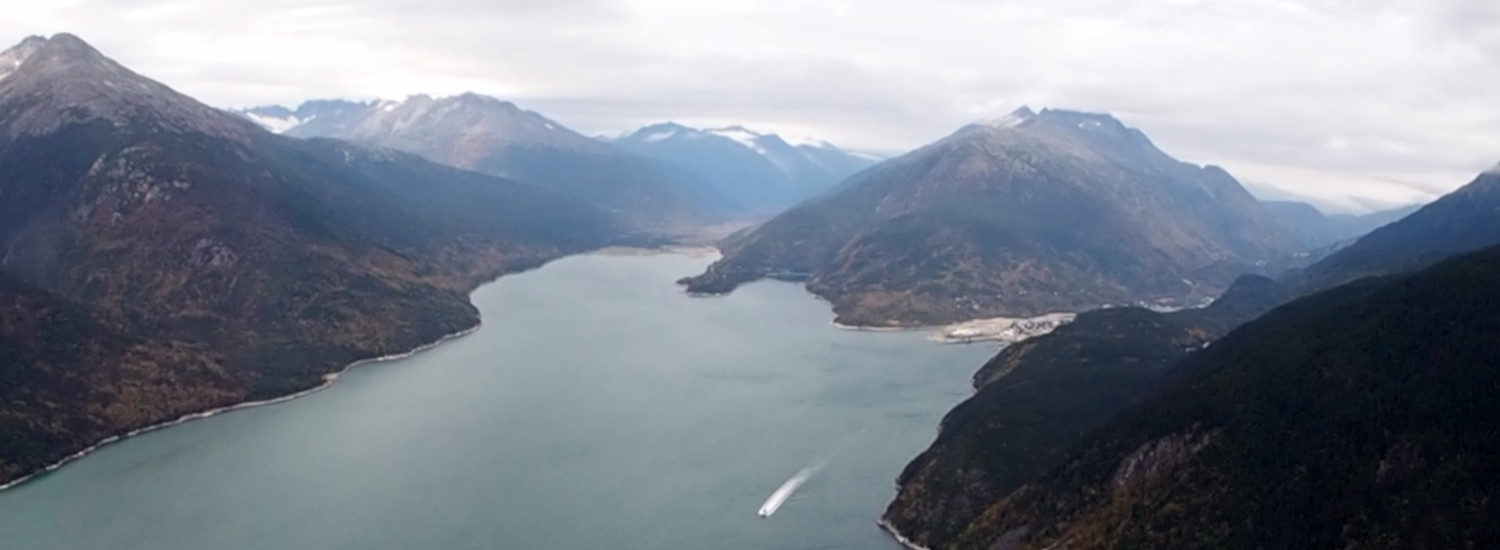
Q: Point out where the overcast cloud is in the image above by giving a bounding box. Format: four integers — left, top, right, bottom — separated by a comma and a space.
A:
5, 0, 1498, 212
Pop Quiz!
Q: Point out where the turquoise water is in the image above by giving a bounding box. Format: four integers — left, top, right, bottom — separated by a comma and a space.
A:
0, 252, 993, 550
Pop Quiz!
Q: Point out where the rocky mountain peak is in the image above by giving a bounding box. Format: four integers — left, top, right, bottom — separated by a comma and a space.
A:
1456, 162, 1500, 195
620, 122, 698, 143
453, 91, 516, 110
2, 33, 120, 83
0, 35, 46, 81
1034, 108, 1152, 143
975, 106, 1038, 129
0, 33, 257, 142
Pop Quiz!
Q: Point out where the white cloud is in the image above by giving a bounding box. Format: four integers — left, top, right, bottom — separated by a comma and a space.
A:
3, 0, 1497, 212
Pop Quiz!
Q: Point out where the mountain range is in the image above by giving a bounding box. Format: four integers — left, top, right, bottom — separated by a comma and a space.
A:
5, 29, 1497, 550
884, 163, 1500, 550
613, 123, 878, 214
683, 107, 1299, 326
235, 96, 725, 231
0, 33, 623, 483
1262, 199, 1422, 250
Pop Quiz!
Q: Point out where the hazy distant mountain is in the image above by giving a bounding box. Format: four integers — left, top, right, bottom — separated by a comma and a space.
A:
682, 107, 1299, 326
235, 95, 728, 230
1263, 199, 1423, 249
1295, 165, 1500, 290
0, 33, 621, 484
614, 123, 878, 214
236, 100, 374, 135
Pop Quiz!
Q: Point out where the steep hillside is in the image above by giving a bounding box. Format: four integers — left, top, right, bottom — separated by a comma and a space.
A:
684, 107, 1297, 326
951, 244, 1500, 550
0, 272, 234, 483
885, 164, 1500, 550
0, 33, 621, 485
238, 95, 726, 230
882, 275, 1287, 550
615, 123, 877, 214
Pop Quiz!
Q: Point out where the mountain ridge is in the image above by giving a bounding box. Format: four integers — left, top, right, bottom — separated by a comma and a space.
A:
233, 95, 730, 230
950, 243, 1500, 550
613, 121, 877, 214
683, 106, 1298, 326
882, 162, 1500, 550
1262, 199, 1423, 249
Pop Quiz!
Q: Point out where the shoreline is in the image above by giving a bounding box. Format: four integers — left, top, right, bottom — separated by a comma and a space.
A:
0, 244, 712, 494
0, 322, 484, 495
831, 321, 924, 333
878, 518, 934, 550
592, 245, 719, 258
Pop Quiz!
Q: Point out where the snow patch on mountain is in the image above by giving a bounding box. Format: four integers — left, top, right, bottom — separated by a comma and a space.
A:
0, 35, 45, 82
706, 126, 763, 150
243, 111, 304, 134
977, 106, 1038, 129
640, 127, 680, 142
782, 135, 836, 149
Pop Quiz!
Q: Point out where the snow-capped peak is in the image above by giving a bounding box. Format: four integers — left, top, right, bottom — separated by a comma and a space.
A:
706, 126, 765, 149
976, 106, 1038, 129
782, 135, 837, 149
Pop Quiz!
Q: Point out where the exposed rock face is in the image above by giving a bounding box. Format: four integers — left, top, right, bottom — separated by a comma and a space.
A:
683, 107, 1298, 326
949, 245, 1500, 550
0, 34, 621, 484
235, 95, 727, 231
1109, 428, 1218, 494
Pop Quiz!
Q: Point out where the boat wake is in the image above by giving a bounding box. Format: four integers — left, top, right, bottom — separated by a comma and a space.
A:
757, 461, 826, 518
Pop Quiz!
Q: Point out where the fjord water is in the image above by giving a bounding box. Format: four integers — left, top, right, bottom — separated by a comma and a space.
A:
0, 252, 991, 550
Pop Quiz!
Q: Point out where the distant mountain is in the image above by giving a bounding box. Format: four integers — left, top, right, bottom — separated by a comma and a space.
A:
236, 100, 374, 135
682, 107, 1298, 326
1263, 200, 1422, 249
1296, 166, 1500, 289
234, 95, 727, 230
614, 123, 878, 214
0, 34, 621, 484
948, 244, 1500, 550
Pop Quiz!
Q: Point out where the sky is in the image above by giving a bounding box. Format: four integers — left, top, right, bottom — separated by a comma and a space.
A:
4, 0, 1498, 213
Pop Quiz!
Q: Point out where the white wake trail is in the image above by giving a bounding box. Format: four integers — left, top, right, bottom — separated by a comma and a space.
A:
757, 461, 826, 518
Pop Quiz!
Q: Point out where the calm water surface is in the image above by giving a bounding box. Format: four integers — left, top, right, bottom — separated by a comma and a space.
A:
0, 252, 993, 550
